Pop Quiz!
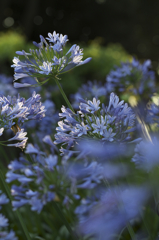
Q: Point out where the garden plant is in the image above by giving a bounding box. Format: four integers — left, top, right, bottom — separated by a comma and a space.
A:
0, 30, 159, 240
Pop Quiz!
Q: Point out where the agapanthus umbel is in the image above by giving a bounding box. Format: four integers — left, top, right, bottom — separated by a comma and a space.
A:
0, 91, 45, 148
106, 58, 156, 99
54, 92, 136, 155
0, 190, 18, 240
11, 31, 92, 87
76, 186, 148, 240
6, 140, 72, 213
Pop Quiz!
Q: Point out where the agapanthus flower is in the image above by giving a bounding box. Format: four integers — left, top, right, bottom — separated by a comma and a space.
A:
6, 146, 56, 213
6, 141, 70, 213
54, 92, 136, 155
24, 99, 58, 139
67, 161, 104, 191
76, 186, 148, 240
0, 74, 17, 96
0, 190, 18, 240
146, 98, 159, 127
62, 138, 131, 200
70, 80, 107, 109
106, 58, 156, 99
77, 139, 133, 161
12, 31, 92, 87
132, 137, 159, 171
0, 91, 45, 148
38, 99, 59, 135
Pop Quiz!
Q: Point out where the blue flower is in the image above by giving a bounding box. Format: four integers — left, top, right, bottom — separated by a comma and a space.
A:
0, 74, 17, 96
54, 93, 136, 155
76, 186, 148, 240
6, 143, 61, 213
132, 137, 159, 171
70, 80, 107, 110
0, 214, 8, 228
106, 58, 156, 99
0, 191, 18, 240
146, 100, 159, 127
12, 31, 92, 87
0, 91, 45, 149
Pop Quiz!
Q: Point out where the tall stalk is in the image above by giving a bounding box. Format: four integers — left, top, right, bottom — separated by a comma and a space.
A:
54, 77, 75, 113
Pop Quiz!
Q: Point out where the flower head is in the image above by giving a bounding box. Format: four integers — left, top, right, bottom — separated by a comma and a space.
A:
132, 137, 159, 171
54, 93, 136, 156
12, 31, 92, 87
6, 142, 70, 213
106, 58, 156, 99
76, 186, 148, 240
0, 91, 45, 148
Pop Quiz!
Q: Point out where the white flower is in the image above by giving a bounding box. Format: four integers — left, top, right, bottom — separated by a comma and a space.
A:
8, 129, 28, 142
39, 62, 53, 75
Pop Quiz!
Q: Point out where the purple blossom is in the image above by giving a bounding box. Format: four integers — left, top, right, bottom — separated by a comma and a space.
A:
106, 58, 156, 99
132, 137, 159, 171
12, 31, 91, 87
76, 186, 148, 240
0, 91, 45, 149
0, 191, 18, 240
6, 144, 60, 213
54, 93, 136, 156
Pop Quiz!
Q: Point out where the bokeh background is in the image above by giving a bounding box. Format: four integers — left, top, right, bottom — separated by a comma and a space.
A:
1, 0, 159, 60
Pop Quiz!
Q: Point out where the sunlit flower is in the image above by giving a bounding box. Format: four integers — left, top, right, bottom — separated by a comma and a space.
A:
12, 31, 92, 87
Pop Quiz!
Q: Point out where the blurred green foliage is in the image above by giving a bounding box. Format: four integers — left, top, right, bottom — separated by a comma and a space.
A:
0, 31, 31, 61
0, 31, 32, 73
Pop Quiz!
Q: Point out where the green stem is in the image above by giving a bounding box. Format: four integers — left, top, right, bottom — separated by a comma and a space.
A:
127, 222, 136, 240
0, 169, 32, 240
0, 146, 9, 164
52, 201, 78, 240
54, 77, 75, 113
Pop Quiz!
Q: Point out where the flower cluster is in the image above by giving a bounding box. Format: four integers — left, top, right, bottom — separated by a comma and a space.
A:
146, 99, 159, 127
76, 186, 148, 240
0, 190, 18, 240
70, 80, 107, 109
132, 137, 159, 171
11, 31, 92, 87
55, 92, 136, 155
24, 99, 59, 140
6, 139, 66, 213
106, 58, 156, 99
0, 91, 45, 148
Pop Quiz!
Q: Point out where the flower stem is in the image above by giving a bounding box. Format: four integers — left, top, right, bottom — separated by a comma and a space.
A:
127, 222, 136, 240
54, 77, 75, 113
0, 169, 32, 240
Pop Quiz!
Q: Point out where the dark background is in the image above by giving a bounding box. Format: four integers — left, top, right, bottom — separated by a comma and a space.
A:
0, 0, 159, 63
